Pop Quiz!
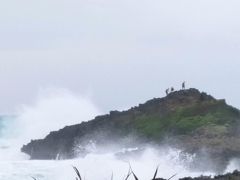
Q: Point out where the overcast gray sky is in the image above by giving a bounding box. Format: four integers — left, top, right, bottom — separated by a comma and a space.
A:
0, 0, 240, 114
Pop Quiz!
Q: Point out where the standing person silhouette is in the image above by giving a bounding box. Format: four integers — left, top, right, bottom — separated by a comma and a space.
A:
182, 81, 186, 90
165, 88, 169, 95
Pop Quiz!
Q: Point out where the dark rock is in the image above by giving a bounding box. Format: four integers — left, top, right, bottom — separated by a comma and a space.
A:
179, 170, 240, 180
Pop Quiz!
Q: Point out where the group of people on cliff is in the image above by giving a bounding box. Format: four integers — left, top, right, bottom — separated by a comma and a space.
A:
165, 81, 185, 95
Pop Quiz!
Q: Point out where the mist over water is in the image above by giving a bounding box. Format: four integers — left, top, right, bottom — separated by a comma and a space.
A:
0, 88, 239, 180
15, 88, 101, 144
0, 88, 100, 161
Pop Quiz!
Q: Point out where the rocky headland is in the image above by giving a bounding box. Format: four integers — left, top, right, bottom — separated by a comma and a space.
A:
21, 88, 240, 172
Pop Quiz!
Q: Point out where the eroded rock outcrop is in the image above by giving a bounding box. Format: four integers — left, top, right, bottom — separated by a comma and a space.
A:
21, 88, 240, 172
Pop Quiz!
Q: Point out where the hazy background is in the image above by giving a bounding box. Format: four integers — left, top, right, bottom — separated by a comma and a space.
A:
0, 0, 240, 114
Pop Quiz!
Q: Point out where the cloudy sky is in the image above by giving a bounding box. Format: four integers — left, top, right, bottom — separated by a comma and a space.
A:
0, 0, 240, 114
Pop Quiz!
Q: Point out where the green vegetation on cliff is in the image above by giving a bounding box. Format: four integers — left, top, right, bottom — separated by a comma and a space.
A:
134, 99, 240, 138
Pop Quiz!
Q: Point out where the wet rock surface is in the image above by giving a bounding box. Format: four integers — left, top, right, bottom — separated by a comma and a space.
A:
179, 170, 240, 180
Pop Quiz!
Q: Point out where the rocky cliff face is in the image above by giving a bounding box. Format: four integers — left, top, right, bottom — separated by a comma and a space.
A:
21, 88, 240, 171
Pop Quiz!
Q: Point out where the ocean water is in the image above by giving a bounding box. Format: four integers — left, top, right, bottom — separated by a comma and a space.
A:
0, 145, 216, 180
0, 116, 220, 180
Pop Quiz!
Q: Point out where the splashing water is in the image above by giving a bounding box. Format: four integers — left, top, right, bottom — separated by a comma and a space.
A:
0, 148, 214, 180
0, 89, 100, 160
